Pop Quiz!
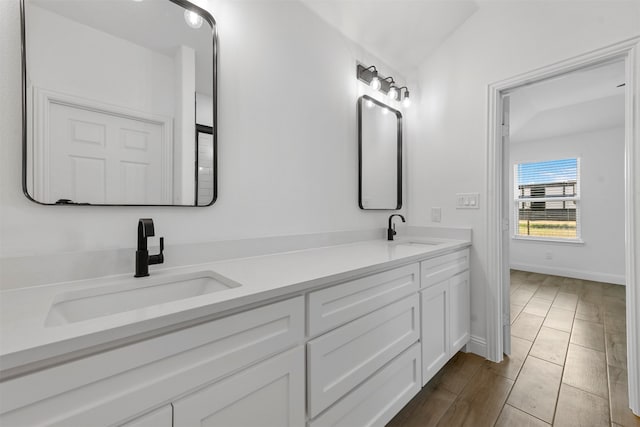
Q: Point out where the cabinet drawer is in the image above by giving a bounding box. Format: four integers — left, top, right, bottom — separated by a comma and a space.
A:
421, 249, 469, 288
309, 342, 421, 427
308, 263, 419, 336
173, 346, 305, 427
0, 297, 304, 426
307, 295, 419, 418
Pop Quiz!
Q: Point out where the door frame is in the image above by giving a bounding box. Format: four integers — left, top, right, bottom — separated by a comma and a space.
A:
485, 36, 640, 415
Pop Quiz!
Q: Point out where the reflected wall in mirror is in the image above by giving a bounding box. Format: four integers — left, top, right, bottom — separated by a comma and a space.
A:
21, 0, 217, 206
358, 95, 402, 210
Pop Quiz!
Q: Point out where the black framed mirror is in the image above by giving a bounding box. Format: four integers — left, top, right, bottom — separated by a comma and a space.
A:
20, 0, 217, 206
358, 95, 402, 210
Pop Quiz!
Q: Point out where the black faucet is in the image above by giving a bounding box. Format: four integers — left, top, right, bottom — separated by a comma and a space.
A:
135, 218, 164, 277
387, 214, 406, 241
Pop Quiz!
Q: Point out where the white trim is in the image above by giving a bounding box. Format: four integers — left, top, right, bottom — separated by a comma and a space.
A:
465, 335, 487, 358
486, 36, 640, 415
511, 236, 584, 245
31, 87, 174, 204
510, 263, 626, 286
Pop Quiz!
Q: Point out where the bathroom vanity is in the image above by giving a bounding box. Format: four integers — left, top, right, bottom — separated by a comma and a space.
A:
0, 238, 470, 426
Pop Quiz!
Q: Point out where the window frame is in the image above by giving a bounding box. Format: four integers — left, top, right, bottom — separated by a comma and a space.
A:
512, 157, 583, 244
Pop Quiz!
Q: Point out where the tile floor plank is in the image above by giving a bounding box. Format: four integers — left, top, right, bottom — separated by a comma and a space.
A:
605, 331, 628, 370
430, 352, 485, 395
553, 383, 610, 427
523, 297, 553, 317
506, 356, 563, 423
563, 344, 608, 399
387, 381, 457, 427
552, 292, 579, 311
543, 307, 575, 333
570, 319, 605, 352
534, 285, 560, 301
529, 326, 570, 366
495, 404, 550, 427
486, 336, 532, 380
607, 365, 640, 427
575, 300, 604, 324
436, 366, 513, 427
512, 312, 545, 341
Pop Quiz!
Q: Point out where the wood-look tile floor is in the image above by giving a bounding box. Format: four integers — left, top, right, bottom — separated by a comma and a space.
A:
387, 271, 640, 427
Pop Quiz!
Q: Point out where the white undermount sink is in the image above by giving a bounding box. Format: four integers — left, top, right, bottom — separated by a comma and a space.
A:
45, 271, 241, 327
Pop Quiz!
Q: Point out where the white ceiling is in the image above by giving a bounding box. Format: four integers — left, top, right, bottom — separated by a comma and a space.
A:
509, 61, 626, 144
299, 0, 478, 74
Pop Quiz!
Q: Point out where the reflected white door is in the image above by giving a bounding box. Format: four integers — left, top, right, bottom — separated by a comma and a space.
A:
47, 102, 168, 205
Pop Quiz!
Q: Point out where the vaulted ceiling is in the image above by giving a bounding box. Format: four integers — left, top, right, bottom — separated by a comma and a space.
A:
299, 0, 478, 74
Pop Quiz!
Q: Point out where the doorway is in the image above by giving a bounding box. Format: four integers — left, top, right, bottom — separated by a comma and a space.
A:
485, 37, 640, 416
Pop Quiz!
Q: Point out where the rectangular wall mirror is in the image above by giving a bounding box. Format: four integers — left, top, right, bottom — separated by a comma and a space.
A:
358, 95, 402, 210
21, 0, 217, 206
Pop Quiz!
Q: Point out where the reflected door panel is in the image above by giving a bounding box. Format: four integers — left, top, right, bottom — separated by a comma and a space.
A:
47, 102, 167, 205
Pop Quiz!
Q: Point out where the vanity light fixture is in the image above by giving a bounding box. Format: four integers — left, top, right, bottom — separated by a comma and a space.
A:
388, 86, 398, 101
357, 64, 411, 107
184, 9, 203, 29
396, 86, 411, 108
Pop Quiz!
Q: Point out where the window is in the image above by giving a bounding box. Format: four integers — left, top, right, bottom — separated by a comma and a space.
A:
514, 158, 580, 241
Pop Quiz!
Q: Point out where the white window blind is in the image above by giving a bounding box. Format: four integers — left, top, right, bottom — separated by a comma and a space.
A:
514, 158, 580, 240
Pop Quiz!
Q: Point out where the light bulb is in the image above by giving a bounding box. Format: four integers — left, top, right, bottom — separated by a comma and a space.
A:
370, 76, 381, 91
184, 10, 203, 29
366, 99, 374, 108
388, 87, 398, 100
403, 91, 411, 108
382, 107, 389, 115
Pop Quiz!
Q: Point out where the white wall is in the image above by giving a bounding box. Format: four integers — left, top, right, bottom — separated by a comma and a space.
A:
509, 127, 625, 284
27, 5, 175, 118
408, 1, 640, 352
0, 0, 408, 261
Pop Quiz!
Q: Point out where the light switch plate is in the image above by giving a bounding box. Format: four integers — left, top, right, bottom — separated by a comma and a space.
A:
456, 193, 480, 209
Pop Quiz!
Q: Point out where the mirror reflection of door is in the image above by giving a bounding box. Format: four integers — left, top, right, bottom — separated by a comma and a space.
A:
196, 125, 214, 206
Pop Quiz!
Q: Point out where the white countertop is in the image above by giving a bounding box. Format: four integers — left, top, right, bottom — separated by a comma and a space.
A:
0, 237, 470, 376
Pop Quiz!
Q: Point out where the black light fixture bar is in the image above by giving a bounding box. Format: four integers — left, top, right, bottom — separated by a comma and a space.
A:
356, 64, 409, 101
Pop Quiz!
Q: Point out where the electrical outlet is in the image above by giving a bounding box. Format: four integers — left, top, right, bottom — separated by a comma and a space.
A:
431, 207, 442, 222
545, 251, 553, 260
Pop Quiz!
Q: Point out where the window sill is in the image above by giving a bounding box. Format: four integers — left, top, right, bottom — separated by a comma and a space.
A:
511, 236, 585, 245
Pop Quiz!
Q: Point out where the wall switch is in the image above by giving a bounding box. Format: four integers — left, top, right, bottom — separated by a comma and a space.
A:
456, 193, 480, 209
431, 207, 442, 222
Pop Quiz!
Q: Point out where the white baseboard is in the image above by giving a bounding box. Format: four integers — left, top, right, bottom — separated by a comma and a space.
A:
510, 263, 625, 285
465, 335, 487, 358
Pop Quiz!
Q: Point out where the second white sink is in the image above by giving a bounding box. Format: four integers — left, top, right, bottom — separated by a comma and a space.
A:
45, 271, 241, 327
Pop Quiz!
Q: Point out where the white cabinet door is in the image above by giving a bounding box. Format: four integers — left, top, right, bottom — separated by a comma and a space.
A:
420, 280, 450, 386
173, 347, 305, 427
120, 405, 172, 427
450, 271, 471, 353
